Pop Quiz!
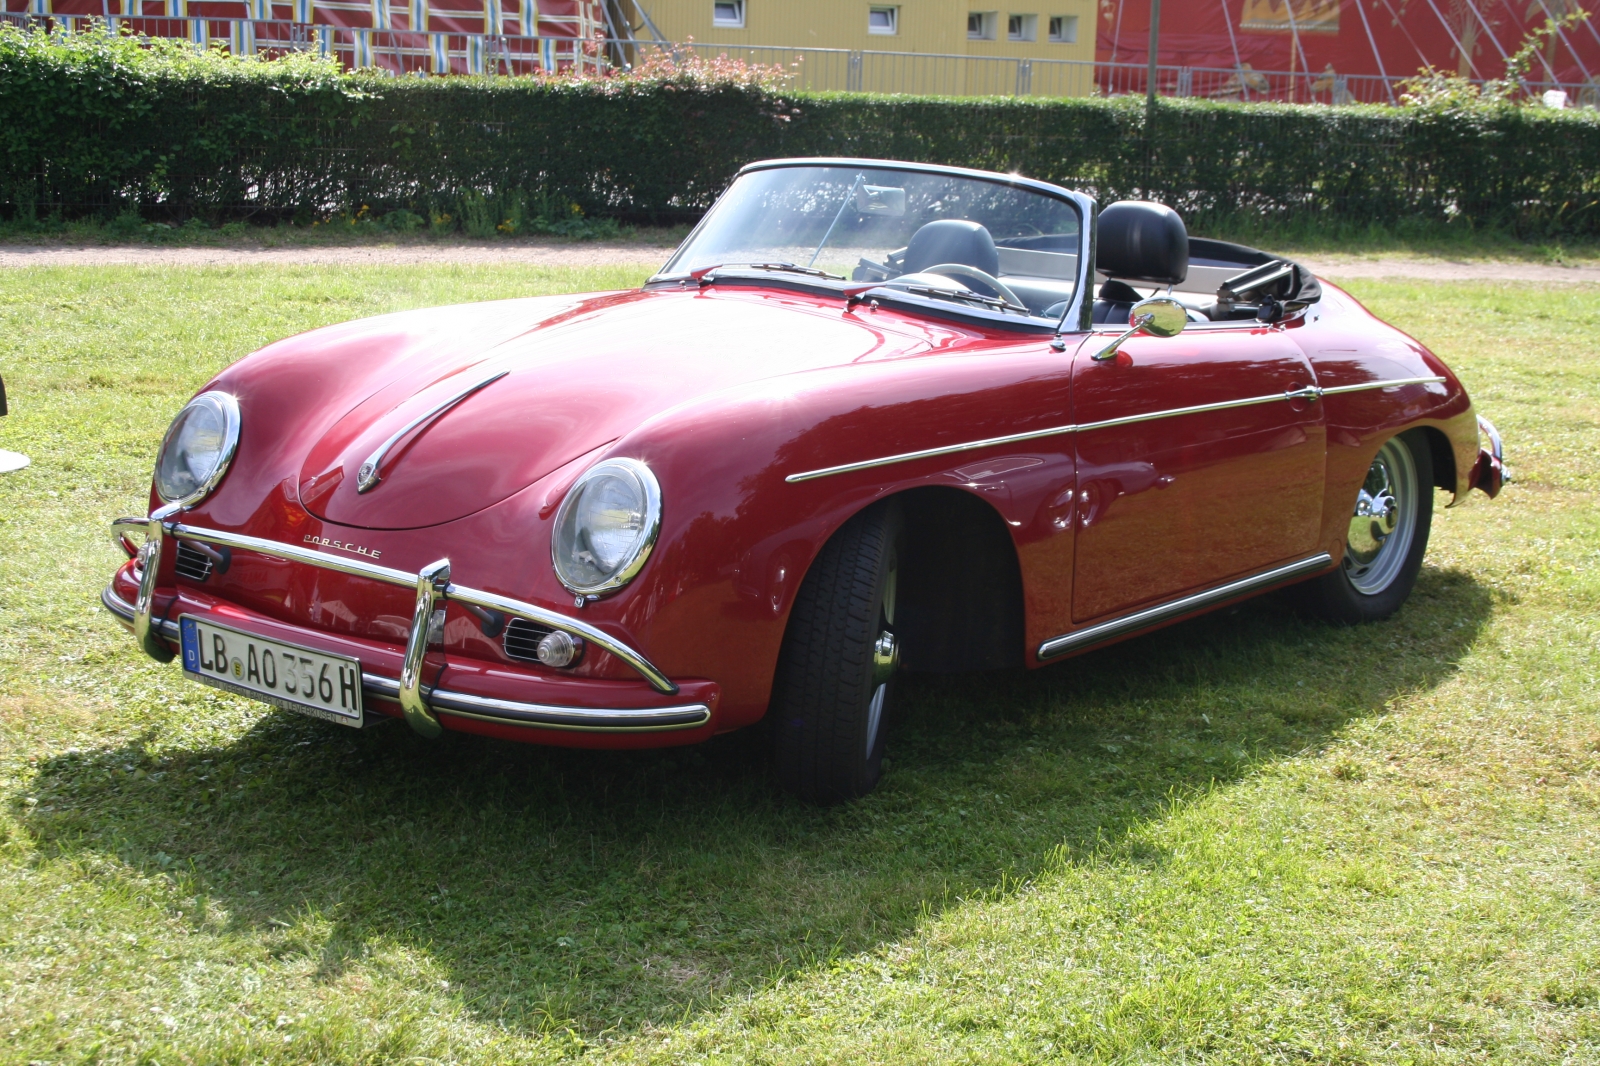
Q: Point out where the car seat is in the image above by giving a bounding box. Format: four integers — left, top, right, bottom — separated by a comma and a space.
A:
1093, 201, 1188, 324
901, 219, 1001, 277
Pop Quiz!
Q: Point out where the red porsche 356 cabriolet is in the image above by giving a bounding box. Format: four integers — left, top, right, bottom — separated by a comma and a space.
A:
104, 158, 1507, 803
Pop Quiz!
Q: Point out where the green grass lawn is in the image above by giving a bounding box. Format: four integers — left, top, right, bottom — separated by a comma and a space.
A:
0, 265, 1595, 1064
5, 213, 1599, 267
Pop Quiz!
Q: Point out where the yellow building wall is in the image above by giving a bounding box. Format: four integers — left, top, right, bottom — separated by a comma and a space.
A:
626, 0, 1098, 95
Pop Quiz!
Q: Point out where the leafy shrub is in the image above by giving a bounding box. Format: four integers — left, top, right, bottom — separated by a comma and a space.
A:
1398, 13, 1590, 109
379, 208, 425, 232
4, 22, 1599, 236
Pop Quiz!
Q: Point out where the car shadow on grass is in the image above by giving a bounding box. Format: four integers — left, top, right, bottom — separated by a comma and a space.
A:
18, 565, 1494, 1037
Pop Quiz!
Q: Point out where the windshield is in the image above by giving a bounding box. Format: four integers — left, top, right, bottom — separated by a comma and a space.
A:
658, 164, 1084, 320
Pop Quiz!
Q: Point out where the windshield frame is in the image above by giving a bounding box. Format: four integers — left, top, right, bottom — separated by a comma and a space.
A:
648, 157, 1098, 335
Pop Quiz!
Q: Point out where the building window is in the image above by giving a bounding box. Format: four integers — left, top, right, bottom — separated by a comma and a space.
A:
1048, 14, 1077, 41
967, 11, 996, 38
1008, 13, 1036, 40
712, 0, 744, 27
868, 5, 898, 34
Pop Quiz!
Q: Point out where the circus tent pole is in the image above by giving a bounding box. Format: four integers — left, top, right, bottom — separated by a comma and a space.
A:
1530, 0, 1595, 84
1378, 0, 1439, 69
1147, 0, 1161, 104
1494, 0, 1564, 82
1282, 0, 1312, 101
1422, 0, 1487, 77
1218, 0, 1250, 99
1463, 0, 1515, 69
1351, 0, 1398, 100
1578, 0, 1600, 51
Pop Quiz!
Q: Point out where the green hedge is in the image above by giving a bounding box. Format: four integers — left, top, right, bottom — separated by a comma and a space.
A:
5, 24, 1600, 235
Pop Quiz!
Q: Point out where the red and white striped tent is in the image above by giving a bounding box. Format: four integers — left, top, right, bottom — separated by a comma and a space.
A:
4, 0, 607, 75
1097, 0, 1600, 103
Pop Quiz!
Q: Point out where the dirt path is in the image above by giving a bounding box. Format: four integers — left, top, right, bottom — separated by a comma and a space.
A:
1296, 255, 1600, 283
0, 240, 674, 270
2, 241, 1598, 282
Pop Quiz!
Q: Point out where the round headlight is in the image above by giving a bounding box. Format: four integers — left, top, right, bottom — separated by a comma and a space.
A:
551, 458, 662, 596
154, 391, 241, 506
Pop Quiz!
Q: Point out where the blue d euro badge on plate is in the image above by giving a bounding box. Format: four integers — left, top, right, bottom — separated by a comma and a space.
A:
180, 616, 365, 727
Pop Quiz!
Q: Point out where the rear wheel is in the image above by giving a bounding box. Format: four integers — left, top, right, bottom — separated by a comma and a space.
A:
1293, 430, 1433, 624
770, 501, 902, 804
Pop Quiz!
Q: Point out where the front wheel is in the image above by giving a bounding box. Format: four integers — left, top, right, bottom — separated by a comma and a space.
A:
1292, 430, 1433, 624
770, 501, 902, 805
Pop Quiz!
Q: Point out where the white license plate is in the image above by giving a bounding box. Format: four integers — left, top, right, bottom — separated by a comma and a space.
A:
180, 616, 364, 727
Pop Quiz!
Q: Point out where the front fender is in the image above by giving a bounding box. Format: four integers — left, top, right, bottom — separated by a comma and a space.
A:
602, 341, 1081, 724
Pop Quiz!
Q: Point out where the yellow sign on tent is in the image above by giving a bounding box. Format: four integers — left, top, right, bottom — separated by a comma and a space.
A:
1239, 0, 1340, 34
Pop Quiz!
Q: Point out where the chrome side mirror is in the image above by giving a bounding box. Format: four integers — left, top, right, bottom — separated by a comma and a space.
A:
1132, 296, 1187, 337
854, 183, 906, 217
1092, 296, 1187, 362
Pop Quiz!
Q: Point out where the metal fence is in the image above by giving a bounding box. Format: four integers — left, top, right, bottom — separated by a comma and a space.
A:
7, 12, 1598, 107
0, 12, 608, 75
632, 38, 1598, 107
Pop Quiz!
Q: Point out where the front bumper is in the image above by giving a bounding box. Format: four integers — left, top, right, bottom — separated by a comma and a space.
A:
106, 512, 714, 737
1470, 414, 1510, 499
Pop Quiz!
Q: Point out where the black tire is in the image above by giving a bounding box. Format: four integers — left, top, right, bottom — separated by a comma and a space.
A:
1292, 429, 1434, 624
770, 500, 903, 804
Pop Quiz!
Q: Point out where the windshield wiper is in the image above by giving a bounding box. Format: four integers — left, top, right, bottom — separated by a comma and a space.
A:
690, 262, 846, 284
809, 173, 866, 268
893, 284, 1032, 315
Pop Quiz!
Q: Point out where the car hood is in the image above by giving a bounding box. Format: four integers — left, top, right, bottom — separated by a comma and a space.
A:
293, 289, 930, 530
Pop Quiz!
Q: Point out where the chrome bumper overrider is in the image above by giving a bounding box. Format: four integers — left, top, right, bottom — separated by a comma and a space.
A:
106, 513, 708, 735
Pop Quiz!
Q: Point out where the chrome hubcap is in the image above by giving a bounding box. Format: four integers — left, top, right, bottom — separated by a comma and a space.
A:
1347, 486, 1397, 560
872, 630, 898, 688
866, 557, 899, 757
1344, 439, 1418, 595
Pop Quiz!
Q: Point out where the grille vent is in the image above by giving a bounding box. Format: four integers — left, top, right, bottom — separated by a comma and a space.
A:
174, 541, 214, 582
503, 618, 555, 664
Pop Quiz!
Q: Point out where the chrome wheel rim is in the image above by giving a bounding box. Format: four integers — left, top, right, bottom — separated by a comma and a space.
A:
1344, 438, 1418, 595
865, 682, 888, 759
866, 555, 899, 758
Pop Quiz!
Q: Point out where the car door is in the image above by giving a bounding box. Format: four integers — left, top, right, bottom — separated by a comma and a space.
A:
1070, 323, 1326, 623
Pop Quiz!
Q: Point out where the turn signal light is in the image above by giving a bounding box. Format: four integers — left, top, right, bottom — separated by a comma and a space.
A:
536, 630, 583, 668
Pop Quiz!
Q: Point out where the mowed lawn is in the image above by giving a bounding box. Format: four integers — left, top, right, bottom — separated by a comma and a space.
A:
0, 264, 1595, 1065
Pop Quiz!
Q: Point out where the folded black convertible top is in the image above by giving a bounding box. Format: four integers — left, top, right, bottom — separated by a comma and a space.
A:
1189, 236, 1323, 307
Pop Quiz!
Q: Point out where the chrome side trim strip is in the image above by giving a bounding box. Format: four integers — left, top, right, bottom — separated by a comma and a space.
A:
1318, 375, 1445, 397
1037, 552, 1333, 661
784, 375, 1447, 484
158, 521, 678, 695
1072, 388, 1309, 433
785, 422, 1082, 483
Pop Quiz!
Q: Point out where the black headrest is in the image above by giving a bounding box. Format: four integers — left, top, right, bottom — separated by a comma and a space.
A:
1097, 201, 1188, 286
901, 220, 1000, 277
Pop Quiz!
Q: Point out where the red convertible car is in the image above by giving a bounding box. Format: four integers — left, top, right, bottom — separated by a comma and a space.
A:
104, 158, 1507, 803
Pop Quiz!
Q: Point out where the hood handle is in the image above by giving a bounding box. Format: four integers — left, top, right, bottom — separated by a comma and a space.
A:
356, 370, 509, 494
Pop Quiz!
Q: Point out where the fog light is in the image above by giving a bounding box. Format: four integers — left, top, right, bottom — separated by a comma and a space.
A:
536, 629, 583, 668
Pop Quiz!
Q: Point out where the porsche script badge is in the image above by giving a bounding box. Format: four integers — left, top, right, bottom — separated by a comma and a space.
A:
303, 534, 382, 560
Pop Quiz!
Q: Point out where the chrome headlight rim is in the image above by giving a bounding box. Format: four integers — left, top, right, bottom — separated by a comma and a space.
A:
153, 391, 242, 508
550, 457, 663, 597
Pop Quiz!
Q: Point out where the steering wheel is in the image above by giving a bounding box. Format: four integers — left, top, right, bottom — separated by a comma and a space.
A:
919, 263, 1028, 309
